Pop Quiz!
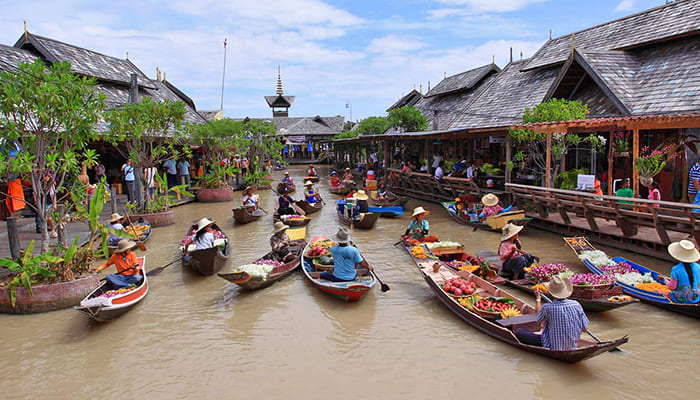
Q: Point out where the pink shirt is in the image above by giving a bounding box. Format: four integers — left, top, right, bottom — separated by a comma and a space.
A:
498, 240, 518, 262
647, 188, 660, 207
483, 204, 503, 217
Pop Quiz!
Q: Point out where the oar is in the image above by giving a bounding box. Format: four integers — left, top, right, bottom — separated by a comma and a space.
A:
123, 208, 147, 251
147, 256, 184, 276
373, 270, 390, 292
540, 293, 622, 352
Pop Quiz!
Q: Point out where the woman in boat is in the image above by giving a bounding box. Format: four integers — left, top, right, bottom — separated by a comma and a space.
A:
514, 275, 590, 351
183, 218, 217, 259
307, 164, 317, 177
242, 186, 260, 210
480, 193, 503, 218
499, 223, 538, 280
94, 239, 142, 289
277, 188, 296, 216
304, 181, 318, 204
282, 171, 294, 187
342, 167, 354, 182
270, 221, 300, 262
664, 240, 700, 303
377, 180, 389, 199
330, 171, 341, 187
321, 228, 373, 282
352, 190, 369, 217
107, 213, 127, 245
403, 206, 438, 244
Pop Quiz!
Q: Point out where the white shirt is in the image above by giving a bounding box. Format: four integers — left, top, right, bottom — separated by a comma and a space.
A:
194, 231, 215, 250
144, 167, 157, 188
242, 194, 258, 207
432, 155, 443, 168
435, 166, 444, 180
466, 166, 475, 179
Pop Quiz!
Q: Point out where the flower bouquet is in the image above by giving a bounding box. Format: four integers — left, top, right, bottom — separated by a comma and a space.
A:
525, 263, 570, 283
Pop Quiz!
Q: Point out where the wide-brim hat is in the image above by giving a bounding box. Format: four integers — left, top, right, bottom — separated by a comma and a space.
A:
353, 190, 369, 200
284, 171, 290, 175
545, 275, 574, 299
482, 193, 499, 207
273, 221, 289, 234
115, 239, 137, 253
196, 217, 216, 233
411, 206, 430, 218
335, 228, 350, 244
668, 240, 700, 263
501, 223, 524, 241
345, 167, 351, 171
304, 180, 314, 186
109, 213, 124, 223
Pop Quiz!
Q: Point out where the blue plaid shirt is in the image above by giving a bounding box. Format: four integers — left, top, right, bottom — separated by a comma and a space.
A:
537, 299, 589, 351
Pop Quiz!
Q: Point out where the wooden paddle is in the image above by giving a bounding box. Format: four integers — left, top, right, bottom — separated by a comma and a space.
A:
122, 208, 147, 251
373, 270, 390, 292
147, 256, 184, 276
540, 293, 622, 352
271, 188, 305, 215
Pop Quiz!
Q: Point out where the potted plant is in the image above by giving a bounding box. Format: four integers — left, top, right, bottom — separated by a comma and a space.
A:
479, 163, 502, 177
613, 131, 630, 156
635, 145, 671, 186
126, 172, 193, 226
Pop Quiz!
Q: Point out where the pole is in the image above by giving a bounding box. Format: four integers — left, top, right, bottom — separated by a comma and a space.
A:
7, 217, 21, 259
56, 204, 66, 246
220, 38, 228, 112
607, 130, 614, 195
632, 128, 640, 196
546, 132, 552, 188
346, 101, 352, 123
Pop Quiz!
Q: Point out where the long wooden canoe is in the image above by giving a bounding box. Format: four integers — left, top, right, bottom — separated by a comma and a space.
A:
330, 182, 353, 195
296, 199, 323, 214
337, 209, 379, 229
107, 220, 152, 256
369, 191, 409, 209
75, 256, 148, 322
304, 175, 320, 183
441, 202, 531, 231
218, 247, 304, 290
476, 249, 638, 312
402, 245, 627, 363
277, 182, 296, 194
273, 212, 311, 226
181, 223, 231, 275
565, 236, 700, 319
232, 206, 263, 224
301, 235, 376, 302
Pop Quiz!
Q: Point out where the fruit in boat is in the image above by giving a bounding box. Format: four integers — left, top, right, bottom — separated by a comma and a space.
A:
500, 306, 522, 319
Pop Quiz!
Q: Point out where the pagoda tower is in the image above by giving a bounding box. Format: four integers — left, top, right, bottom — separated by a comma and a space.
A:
264, 65, 295, 117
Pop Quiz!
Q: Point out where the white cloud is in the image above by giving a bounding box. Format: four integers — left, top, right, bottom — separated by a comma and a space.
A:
435, 0, 550, 13
366, 35, 427, 54
614, 0, 637, 12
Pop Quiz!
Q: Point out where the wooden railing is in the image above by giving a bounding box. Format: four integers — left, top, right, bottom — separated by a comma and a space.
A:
507, 183, 700, 244
387, 169, 509, 203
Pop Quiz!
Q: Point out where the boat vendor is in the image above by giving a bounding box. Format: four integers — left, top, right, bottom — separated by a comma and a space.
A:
94, 239, 142, 289
304, 181, 319, 204
270, 221, 301, 262
352, 190, 370, 217
330, 171, 340, 187
282, 171, 294, 187
242, 186, 260, 210
107, 213, 127, 245
377, 180, 389, 198
183, 218, 216, 259
321, 228, 373, 282
403, 206, 438, 244
498, 223, 538, 280
308, 164, 317, 177
514, 275, 590, 351
480, 193, 503, 218
343, 167, 354, 182
277, 188, 296, 216
663, 240, 700, 303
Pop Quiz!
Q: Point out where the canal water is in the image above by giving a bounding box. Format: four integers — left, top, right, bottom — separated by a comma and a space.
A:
1, 166, 697, 400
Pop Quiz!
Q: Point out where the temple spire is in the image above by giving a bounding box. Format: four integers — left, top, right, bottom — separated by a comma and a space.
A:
276, 65, 283, 96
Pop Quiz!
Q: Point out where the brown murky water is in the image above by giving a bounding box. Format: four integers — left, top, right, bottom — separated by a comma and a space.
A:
1, 166, 698, 400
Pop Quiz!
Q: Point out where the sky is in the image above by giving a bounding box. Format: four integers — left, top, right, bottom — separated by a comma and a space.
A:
0, 0, 668, 122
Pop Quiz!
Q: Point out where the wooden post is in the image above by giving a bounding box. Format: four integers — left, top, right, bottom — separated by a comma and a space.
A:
607, 130, 614, 195
546, 132, 552, 187
56, 204, 66, 246
110, 186, 118, 214
505, 135, 512, 183
632, 128, 640, 196
6, 217, 21, 259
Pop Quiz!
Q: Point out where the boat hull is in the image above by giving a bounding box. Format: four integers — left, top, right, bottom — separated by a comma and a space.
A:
336, 209, 379, 229
181, 223, 231, 275
218, 251, 302, 290
296, 200, 323, 214
232, 207, 262, 224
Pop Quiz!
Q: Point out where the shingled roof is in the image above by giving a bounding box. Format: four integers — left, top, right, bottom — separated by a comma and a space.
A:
424, 64, 500, 98
0, 43, 38, 72
387, 89, 422, 112
236, 115, 345, 137
523, 0, 700, 71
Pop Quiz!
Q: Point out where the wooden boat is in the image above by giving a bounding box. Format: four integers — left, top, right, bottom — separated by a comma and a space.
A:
564, 237, 700, 318
441, 202, 531, 231
330, 181, 354, 195
218, 248, 304, 290
107, 219, 152, 256
301, 235, 376, 301
296, 199, 323, 214
181, 223, 231, 275
369, 191, 409, 209
304, 175, 320, 183
336, 208, 379, 229
402, 245, 627, 362
277, 182, 296, 194
476, 249, 638, 312
75, 256, 148, 322
232, 206, 263, 224
273, 212, 311, 226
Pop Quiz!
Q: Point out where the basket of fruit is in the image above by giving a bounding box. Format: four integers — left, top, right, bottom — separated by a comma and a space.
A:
313, 256, 334, 272
305, 240, 335, 259
473, 297, 517, 319
426, 241, 464, 256
441, 277, 476, 298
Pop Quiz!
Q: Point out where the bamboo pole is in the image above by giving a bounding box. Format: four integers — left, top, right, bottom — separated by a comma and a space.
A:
607, 130, 614, 195
632, 128, 640, 196
546, 132, 552, 187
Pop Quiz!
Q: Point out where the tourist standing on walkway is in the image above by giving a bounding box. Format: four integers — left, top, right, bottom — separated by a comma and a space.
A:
178, 158, 191, 187
616, 178, 634, 209
689, 159, 700, 205
434, 160, 445, 183
163, 158, 177, 188
121, 159, 135, 203
647, 180, 661, 207
144, 165, 157, 201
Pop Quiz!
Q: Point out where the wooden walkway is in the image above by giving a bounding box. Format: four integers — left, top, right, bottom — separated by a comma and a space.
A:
387, 169, 509, 203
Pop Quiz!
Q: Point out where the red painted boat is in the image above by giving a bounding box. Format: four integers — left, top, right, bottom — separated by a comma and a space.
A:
301, 235, 376, 302
75, 256, 148, 322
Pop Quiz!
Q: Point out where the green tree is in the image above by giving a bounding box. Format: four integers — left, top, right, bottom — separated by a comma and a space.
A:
356, 116, 389, 135
342, 121, 356, 131
104, 97, 190, 207
0, 60, 104, 253
509, 98, 604, 185
332, 131, 359, 140
387, 106, 428, 133
191, 118, 241, 188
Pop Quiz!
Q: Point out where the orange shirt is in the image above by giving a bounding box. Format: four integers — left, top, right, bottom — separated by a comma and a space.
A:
104, 252, 140, 275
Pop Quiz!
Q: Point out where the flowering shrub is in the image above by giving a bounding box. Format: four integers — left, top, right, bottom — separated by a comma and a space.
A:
569, 273, 615, 286
635, 145, 671, 177
526, 263, 570, 282
612, 131, 630, 153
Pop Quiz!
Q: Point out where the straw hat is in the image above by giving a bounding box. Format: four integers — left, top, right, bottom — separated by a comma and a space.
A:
304, 180, 314, 186
411, 206, 430, 218
481, 193, 499, 207
115, 239, 137, 253
501, 223, 524, 241
109, 213, 124, 223
345, 167, 351, 171
284, 171, 290, 175
335, 228, 350, 244
353, 190, 369, 200
545, 275, 573, 299
196, 217, 216, 233
668, 240, 700, 263
273, 221, 289, 234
